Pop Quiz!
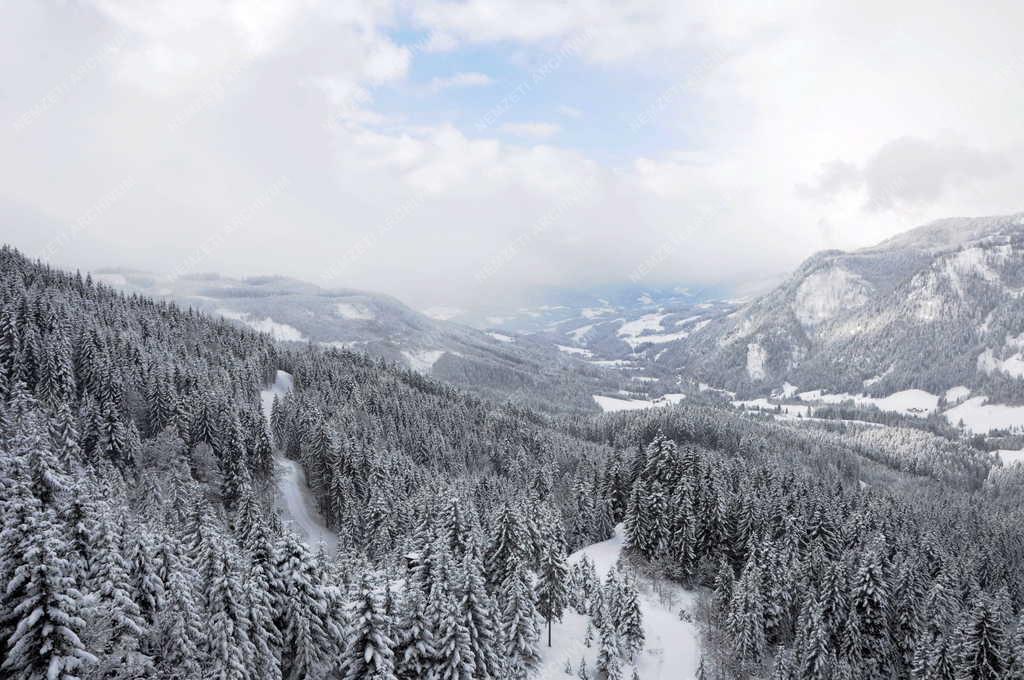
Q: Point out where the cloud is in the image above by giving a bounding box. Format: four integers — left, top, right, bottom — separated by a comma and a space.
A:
428, 71, 493, 91
498, 122, 561, 140
798, 138, 1012, 212
2, 0, 1023, 312
861, 137, 1012, 211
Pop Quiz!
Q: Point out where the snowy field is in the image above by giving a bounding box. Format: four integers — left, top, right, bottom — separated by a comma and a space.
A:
593, 394, 686, 413
536, 526, 702, 679
944, 397, 1024, 434
260, 370, 338, 555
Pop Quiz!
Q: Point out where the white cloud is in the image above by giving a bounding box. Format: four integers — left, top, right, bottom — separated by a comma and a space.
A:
499, 122, 560, 140
428, 71, 493, 91
2, 0, 1023, 313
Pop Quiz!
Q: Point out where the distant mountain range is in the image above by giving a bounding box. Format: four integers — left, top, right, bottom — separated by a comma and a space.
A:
670, 213, 1024, 401
90, 270, 625, 415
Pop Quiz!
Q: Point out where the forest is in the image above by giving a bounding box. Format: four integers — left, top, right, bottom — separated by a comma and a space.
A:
3, 244, 1024, 680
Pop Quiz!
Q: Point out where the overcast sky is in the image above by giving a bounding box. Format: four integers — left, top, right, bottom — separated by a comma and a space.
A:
2, 1, 1022, 309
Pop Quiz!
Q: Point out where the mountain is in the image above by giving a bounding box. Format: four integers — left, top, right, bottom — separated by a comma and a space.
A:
92, 270, 622, 414
670, 213, 1024, 400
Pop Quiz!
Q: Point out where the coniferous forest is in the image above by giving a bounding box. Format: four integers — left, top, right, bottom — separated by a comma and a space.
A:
4, 243, 1024, 680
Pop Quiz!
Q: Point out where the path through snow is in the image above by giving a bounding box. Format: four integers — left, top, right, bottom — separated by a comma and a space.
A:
260, 370, 338, 556
536, 525, 702, 679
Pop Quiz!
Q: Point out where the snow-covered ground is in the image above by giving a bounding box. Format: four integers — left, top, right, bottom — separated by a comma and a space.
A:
797, 388, 939, 416
996, 449, 1024, 466
537, 526, 702, 679
732, 398, 812, 418
557, 344, 594, 358
260, 370, 338, 555
401, 349, 446, 373
593, 394, 686, 413
218, 308, 307, 342
944, 397, 1024, 434
335, 302, 373, 320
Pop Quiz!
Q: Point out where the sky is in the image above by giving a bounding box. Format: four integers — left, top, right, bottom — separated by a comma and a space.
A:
1, 1, 1022, 310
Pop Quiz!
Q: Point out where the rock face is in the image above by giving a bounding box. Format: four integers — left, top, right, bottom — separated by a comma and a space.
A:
671, 213, 1024, 398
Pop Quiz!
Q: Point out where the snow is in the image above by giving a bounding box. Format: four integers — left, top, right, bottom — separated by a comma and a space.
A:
617, 314, 668, 339
945, 385, 971, 403
487, 332, 514, 343
422, 306, 464, 321
593, 394, 686, 412
996, 449, 1024, 466
774, 382, 799, 399
793, 267, 871, 327
556, 345, 594, 358
977, 348, 1024, 378
797, 388, 939, 417
624, 330, 690, 349
943, 396, 1024, 434
638, 293, 655, 305
582, 306, 615, 319
746, 342, 768, 381
536, 525, 702, 679
732, 398, 812, 419
260, 371, 338, 555
217, 309, 306, 342
698, 383, 736, 399
567, 324, 594, 343
402, 349, 445, 373
335, 302, 373, 320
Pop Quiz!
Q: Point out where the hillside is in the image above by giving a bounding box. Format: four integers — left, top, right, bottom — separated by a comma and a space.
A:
93, 269, 622, 415
669, 213, 1024, 402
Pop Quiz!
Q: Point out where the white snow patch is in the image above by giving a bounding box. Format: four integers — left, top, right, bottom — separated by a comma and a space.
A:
746, 342, 768, 381
996, 449, 1024, 466
617, 313, 668, 339
638, 293, 654, 305
944, 396, 1024, 434
335, 302, 373, 320
593, 394, 686, 412
217, 309, 306, 342
793, 267, 871, 327
536, 525, 701, 680
732, 398, 812, 419
797, 389, 940, 417
556, 345, 594, 358
487, 332, 514, 343
775, 382, 799, 399
945, 385, 972, 403
582, 306, 615, 319
977, 348, 1024, 378
567, 324, 594, 343
402, 350, 445, 373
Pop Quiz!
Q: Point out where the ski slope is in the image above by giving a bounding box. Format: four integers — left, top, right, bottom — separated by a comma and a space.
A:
537, 525, 702, 679
260, 370, 338, 555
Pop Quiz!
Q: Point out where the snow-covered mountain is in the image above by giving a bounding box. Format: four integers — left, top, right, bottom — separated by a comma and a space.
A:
672, 213, 1024, 400
93, 270, 622, 414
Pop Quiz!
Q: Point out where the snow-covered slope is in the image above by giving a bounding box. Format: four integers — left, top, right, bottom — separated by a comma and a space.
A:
99, 271, 622, 415
537, 526, 702, 679
260, 370, 338, 554
674, 212, 1024, 400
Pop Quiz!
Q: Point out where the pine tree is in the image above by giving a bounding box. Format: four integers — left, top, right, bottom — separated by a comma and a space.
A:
727, 558, 766, 665
396, 589, 437, 680
499, 554, 541, 675
596, 604, 622, 680
205, 540, 257, 680
953, 593, 1006, 680
275, 534, 330, 680
344, 573, 398, 680
456, 552, 502, 679
616, 577, 643, 661
536, 532, 568, 649
485, 503, 530, 590
0, 511, 97, 680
